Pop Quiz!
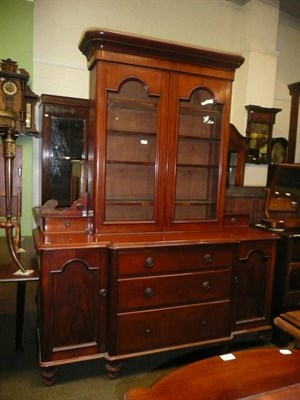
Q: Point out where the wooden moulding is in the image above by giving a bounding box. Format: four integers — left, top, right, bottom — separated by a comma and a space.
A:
79, 29, 244, 72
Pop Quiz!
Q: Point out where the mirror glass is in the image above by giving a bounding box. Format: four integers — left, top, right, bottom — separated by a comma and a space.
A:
48, 117, 85, 207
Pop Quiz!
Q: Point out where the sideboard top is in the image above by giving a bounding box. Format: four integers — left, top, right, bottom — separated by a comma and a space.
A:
79, 29, 244, 71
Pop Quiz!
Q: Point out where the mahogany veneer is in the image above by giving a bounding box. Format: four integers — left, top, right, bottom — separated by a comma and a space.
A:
123, 348, 300, 400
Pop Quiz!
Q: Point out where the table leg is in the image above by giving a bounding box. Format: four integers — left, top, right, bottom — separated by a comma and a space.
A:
16, 281, 26, 353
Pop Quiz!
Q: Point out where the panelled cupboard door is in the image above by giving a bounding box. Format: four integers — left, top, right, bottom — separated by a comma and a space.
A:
91, 62, 169, 234
39, 248, 108, 363
232, 240, 276, 333
165, 72, 231, 231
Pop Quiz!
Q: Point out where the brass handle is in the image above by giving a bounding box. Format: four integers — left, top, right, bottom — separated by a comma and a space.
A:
145, 257, 154, 268
144, 287, 153, 297
204, 253, 212, 263
99, 288, 107, 297
202, 281, 211, 291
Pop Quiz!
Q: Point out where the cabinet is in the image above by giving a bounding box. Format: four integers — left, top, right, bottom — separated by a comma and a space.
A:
108, 243, 234, 357
255, 163, 300, 343
36, 237, 108, 384
39, 95, 89, 207
272, 233, 300, 316
232, 239, 277, 333
80, 30, 242, 234
34, 30, 279, 383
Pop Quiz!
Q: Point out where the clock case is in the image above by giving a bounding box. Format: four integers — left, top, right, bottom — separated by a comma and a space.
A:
262, 163, 300, 229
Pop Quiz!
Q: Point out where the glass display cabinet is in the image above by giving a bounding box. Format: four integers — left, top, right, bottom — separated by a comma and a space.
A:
105, 81, 223, 226
246, 105, 281, 164
33, 30, 279, 385
84, 54, 232, 234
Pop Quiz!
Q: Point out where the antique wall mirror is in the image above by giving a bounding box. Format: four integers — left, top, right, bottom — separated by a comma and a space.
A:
39, 95, 89, 207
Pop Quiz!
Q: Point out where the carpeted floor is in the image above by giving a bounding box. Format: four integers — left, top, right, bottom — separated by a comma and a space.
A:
0, 280, 285, 400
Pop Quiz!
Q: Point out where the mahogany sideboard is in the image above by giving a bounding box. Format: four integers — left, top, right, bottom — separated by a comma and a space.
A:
33, 30, 279, 384
33, 224, 278, 384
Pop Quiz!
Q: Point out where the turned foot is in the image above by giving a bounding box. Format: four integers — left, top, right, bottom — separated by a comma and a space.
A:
106, 361, 122, 379
41, 367, 58, 385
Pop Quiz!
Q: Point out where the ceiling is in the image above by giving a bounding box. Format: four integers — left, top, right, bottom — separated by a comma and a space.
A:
228, 0, 300, 21
280, 0, 300, 20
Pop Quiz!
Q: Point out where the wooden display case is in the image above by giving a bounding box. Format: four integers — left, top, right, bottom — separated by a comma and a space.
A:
79, 31, 244, 234
33, 30, 280, 384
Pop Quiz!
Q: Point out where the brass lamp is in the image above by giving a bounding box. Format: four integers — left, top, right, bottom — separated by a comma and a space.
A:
0, 59, 39, 273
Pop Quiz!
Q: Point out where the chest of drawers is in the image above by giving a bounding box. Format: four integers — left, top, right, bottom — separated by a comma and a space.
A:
108, 243, 234, 356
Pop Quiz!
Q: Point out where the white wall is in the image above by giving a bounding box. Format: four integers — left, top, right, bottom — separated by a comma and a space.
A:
32, 0, 300, 204
33, 0, 242, 98
274, 13, 300, 162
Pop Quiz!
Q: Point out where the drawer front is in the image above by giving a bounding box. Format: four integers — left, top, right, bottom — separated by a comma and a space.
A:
117, 269, 232, 311
223, 214, 250, 227
112, 300, 231, 355
117, 244, 234, 276
43, 217, 92, 233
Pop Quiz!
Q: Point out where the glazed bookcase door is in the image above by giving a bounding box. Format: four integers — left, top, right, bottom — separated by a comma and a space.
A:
91, 63, 169, 234
166, 73, 226, 231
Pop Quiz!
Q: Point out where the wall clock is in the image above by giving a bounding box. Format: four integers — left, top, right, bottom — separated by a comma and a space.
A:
2, 80, 18, 96
270, 137, 288, 164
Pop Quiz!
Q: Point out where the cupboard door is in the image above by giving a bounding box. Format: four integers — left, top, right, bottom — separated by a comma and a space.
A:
91, 62, 169, 234
39, 248, 107, 363
166, 73, 231, 231
232, 240, 276, 333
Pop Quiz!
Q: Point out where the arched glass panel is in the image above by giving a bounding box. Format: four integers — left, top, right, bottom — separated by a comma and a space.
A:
105, 80, 158, 221
175, 88, 223, 221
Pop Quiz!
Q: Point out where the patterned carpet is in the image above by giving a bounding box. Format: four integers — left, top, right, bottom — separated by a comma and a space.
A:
0, 281, 283, 400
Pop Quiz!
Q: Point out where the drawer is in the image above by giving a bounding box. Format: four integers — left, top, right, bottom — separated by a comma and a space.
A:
116, 244, 234, 276
42, 216, 92, 233
112, 300, 231, 355
223, 214, 250, 227
117, 269, 232, 311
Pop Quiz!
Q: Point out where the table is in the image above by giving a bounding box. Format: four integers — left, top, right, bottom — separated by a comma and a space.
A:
123, 348, 300, 400
0, 236, 39, 352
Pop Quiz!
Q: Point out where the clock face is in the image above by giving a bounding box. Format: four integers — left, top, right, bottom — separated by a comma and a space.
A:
271, 141, 286, 164
2, 80, 18, 96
